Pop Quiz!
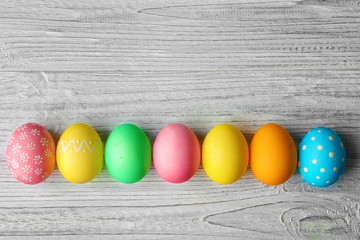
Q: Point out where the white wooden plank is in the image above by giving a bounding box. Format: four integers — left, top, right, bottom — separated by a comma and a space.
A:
0, 0, 359, 71
0, 0, 359, 239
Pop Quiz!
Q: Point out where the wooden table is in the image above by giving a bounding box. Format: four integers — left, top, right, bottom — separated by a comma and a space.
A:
0, 0, 359, 239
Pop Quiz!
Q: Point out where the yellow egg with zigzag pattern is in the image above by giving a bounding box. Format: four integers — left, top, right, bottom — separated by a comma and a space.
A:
56, 123, 103, 184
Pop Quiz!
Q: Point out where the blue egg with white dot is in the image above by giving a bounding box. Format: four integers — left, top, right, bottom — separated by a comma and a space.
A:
299, 127, 345, 187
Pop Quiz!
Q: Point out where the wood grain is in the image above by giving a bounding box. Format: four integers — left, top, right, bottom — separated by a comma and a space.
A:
0, 0, 359, 239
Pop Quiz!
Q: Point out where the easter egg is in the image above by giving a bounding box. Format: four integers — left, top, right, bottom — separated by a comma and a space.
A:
153, 123, 200, 183
105, 124, 151, 184
202, 124, 249, 184
57, 123, 103, 184
299, 127, 345, 187
6, 123, 55, 184
250, 123, 297, 185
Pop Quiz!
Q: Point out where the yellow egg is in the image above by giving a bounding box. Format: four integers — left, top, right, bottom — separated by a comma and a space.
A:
202, 124, 249, 184
56, 123, 103, 184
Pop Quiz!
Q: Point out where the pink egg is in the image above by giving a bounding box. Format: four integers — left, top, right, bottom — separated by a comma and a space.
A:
6, 123, 56, 184
153, 123, 201, 183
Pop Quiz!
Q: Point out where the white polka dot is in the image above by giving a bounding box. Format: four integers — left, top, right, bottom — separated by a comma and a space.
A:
326, 181, 330, 184
329, 152, 334, 158
76, 140, 80, 143
342, 158, 344, 162
333, 167, 337, 171
329, 136, 334, 140
340, 142, 344, 148
312, 183, 315, 185
320, 168, 325, 173
304, 167, 308, 173
89, 141, 92, 144
70, 149, 73, 152
316, 176, 320, 179
302, 145, 306, 150
65, 140, 68, 143
317, 145, 323, 150
318, 130, 321, 133
83, 149, 87, 152
311, 137, 316, 141
312, 159, 317, 164
59, 150, 61, 153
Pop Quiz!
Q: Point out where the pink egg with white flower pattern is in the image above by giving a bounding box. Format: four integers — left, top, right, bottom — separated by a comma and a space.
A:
6, 123, 56, 184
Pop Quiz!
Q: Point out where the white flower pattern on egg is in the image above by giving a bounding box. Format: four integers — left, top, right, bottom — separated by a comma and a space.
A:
12, 143, 21, 154
35, 168, 42, 175
34, 155, 43, 165
11, 159, 19, 169
40, 137, 48, 146
22, 165, 32, 174
20, 132, 28, 140
31, 129, 40, 136
45, 149, 51, 157
42, 171, 50, 180
22, 175, 32, 183
27, 142, 36, 151
20, 152, 30, 163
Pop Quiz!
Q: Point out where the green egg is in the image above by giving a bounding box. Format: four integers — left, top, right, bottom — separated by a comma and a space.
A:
105, 124, 151, 184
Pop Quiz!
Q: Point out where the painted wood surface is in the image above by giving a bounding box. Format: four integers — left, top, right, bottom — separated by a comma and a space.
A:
0, 0, 359, 239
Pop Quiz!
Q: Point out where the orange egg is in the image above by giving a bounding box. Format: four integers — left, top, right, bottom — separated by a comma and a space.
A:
250, 123, 297, 185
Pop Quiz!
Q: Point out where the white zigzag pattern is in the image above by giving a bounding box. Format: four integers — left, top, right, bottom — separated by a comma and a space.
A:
57, 139, 95, 153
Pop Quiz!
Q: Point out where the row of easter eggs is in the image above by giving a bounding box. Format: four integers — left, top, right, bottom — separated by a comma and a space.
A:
6, 122, 346, 187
